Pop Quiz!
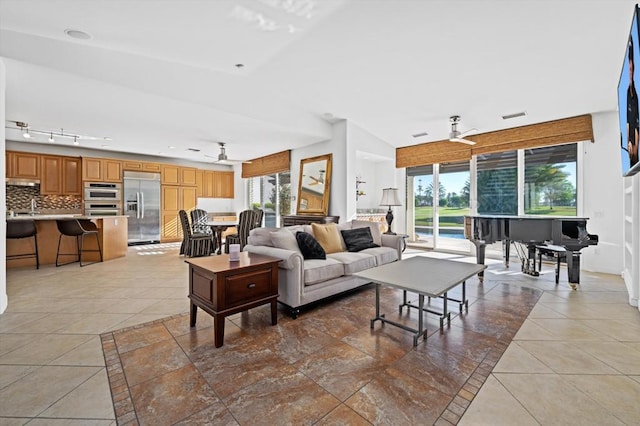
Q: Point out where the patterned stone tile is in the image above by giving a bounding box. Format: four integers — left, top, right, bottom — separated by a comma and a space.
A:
129, 364, 218, 426
120, 338, 191, 387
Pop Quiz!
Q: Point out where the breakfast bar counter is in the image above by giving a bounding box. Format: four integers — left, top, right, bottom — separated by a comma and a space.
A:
6, 215, 128, 268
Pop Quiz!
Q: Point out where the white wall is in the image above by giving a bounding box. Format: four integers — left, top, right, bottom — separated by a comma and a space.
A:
1, 59, 7, 314
290, 120, 347, 220
581, 111, 625, 275
346, 122, 396, 221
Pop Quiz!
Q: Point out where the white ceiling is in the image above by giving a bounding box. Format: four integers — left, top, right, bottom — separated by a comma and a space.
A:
0, 0, 635, 164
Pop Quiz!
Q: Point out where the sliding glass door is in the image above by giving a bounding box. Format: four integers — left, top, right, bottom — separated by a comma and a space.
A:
437, 162, 470, 251
247, 171, 291, 227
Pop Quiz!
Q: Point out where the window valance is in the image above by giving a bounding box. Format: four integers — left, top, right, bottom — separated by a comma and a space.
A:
396, 114, 593, 168
242, 150, 291, 178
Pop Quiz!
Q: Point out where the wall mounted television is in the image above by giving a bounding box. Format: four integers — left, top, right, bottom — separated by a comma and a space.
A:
618, 4, 640, 177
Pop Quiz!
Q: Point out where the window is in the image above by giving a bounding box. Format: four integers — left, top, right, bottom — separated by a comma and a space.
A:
476, 151, 518, 215
247, 172, 291, 227
524, 144, 577, 216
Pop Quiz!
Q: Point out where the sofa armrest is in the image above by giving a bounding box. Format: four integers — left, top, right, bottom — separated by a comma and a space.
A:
381, 234, 404, 260
243, 244, 303, 270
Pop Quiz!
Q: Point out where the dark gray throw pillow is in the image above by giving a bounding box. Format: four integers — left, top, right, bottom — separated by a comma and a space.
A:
341, 227, 380, 252
296, 231, 326, 260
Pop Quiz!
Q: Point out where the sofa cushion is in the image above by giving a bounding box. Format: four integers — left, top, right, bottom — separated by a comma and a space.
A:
340, 227, 380, 252
311, 223, 343, 254
248, 227, 276, 247
303, 258, 344, 285
360, 246, 399, 266
328, 251, 377, 275
270, 229, 300, 253
296, 232, 326, 260
352, 220, 383, 246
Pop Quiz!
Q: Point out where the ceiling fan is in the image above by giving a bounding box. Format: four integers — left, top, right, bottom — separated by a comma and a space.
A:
204, 142, 252, 164
306, 170, 325, 185
448, 115, 477, 145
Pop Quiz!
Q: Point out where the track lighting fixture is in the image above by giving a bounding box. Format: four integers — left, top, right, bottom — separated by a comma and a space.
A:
5, 121, 110, 144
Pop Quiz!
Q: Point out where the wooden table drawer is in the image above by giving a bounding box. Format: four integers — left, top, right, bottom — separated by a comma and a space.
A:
225, 267, 273, 305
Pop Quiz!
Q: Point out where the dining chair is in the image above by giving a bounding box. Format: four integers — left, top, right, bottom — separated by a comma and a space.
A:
179, 210, 214, 257
224, 209, 262, 254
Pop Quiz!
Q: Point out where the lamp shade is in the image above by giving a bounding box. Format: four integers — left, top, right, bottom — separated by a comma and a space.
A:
380, 188, 401, 206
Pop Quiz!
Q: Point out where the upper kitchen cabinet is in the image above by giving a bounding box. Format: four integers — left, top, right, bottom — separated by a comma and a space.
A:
161, 164, 197, 186
200, 170, 234, 198
122, 160, 162, 173
40, 155, 82, 195
7, 151, 40, 179
82, 157, 122, 182
161, 164, 180, 185
180, 167, 197, 186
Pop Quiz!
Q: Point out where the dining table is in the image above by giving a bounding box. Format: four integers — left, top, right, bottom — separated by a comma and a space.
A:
206, 220, 238, 255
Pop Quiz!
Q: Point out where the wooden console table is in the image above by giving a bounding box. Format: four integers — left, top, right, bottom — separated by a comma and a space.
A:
282, 214, 339, 226
185, 252, 280, 347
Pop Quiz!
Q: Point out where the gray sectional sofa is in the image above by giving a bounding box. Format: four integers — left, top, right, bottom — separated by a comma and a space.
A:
243, 220, 404, 318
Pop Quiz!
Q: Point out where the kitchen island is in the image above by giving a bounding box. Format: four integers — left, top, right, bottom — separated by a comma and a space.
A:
6, 215, 128, 268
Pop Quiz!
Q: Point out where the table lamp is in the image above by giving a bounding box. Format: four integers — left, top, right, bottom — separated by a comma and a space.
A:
380, 188, 401, 235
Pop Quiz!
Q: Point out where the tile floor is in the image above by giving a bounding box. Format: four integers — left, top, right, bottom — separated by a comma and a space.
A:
1, 243, 638, 425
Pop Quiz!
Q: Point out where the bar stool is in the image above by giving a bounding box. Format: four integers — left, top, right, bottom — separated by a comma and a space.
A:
56, 219, 103, 267
6, 220, 39, 269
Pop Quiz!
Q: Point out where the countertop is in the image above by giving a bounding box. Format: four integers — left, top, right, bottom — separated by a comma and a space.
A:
7, 214, 129, 221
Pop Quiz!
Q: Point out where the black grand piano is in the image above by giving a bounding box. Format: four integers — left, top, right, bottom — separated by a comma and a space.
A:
464, 215, 598, 289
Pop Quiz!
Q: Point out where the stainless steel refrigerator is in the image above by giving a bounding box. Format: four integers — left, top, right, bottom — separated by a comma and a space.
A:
124, 171, 161, 244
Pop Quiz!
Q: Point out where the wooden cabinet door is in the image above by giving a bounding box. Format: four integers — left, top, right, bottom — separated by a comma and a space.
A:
142, 162, 161, 172
196, 170, 204, 197
161, 164, 180, 185
162, 185, 180, 211
180, 167, 197, 186
40, 155, 62, 194
203, 171, 214, 197
181, 186, 197, 211
122, 160, 143, 171
82, 157, 103, 181
62, 157, 82, 195
217, 171, 234, 198
11, 152, 40, 179
103, 160, 122, 182
162, 211, 182, 241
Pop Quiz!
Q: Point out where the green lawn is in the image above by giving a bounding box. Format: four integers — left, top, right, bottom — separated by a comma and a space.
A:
414, 205, 577, 227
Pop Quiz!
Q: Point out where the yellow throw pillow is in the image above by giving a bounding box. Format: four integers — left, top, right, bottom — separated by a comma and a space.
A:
311, 223, 343, 254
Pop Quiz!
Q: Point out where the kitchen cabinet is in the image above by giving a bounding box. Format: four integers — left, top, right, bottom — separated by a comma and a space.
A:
63, 157, 82, 195
216, 171, 234, 198
161, 185, 198, 241
181, 167, 197, 186
196, 170, 204, 197
40, 155, 82, 195
162, 165, 197, 186
161, 164, 180, 185
7, 151, 40, 179
201, 170, 234, 198
82, 157, 122, 182
123, 160, 162, 173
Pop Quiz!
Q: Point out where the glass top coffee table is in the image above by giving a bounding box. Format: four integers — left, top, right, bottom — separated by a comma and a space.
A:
354, 256, 486, 346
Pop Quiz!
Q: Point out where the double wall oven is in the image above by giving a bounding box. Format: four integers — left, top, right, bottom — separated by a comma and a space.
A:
84, 182, 122, 216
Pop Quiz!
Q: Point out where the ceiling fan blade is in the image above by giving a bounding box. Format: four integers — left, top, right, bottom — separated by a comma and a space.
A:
458, 128, 478, 138
450, 137, 476, 145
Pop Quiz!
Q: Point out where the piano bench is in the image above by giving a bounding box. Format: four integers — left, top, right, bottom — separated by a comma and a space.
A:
536, 245, 566, 284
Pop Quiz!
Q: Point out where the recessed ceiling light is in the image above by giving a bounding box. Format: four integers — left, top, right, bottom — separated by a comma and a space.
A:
235, 63, 245, 68
168, 146, 176, 149
101, 144, 109, 148
64, 29, 92, 40
103, 136, 112, 141
502, 111, 527, 120
158, 152, 165, 155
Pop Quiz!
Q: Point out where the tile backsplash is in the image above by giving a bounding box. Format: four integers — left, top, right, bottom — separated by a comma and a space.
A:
6, 185, 81, 211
